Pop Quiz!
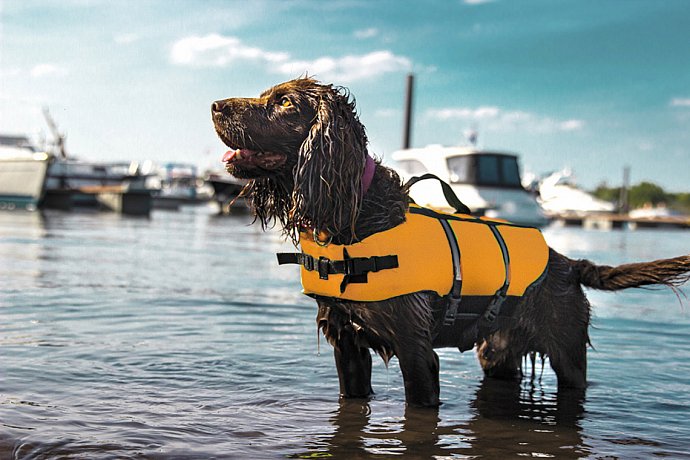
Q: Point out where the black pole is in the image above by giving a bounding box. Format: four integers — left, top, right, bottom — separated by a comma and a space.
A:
619, 165, 630, 214
402, 73, 414, 149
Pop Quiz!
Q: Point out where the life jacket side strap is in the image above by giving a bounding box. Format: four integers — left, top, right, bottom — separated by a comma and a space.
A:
276, 251, 399, 294
438, 219, 463, 326
478, 225, 512, 342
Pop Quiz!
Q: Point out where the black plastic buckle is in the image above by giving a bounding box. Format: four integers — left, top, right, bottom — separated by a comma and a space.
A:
483, 307, 497, 323
302, 254, 315, 271
318, 256, 330, 280
483, 290, 506, 324
444, 295, 462, 326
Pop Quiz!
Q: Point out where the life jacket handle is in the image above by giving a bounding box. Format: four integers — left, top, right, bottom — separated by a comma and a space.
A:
404, 173, 472, 215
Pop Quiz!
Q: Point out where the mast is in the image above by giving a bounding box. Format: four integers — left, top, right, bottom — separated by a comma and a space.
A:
42, 107, 68, 159
402, 73, 415, 150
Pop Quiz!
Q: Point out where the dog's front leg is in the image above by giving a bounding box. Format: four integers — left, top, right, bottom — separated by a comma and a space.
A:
396, 341, 441, 407
333, 324, 374, 399
318, 303, 374, 399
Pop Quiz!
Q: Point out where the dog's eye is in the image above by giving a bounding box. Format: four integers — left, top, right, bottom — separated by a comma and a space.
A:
279, 97, 292, 108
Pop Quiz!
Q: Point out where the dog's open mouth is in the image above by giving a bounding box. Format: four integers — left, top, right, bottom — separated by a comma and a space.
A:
222, 148, 287, 172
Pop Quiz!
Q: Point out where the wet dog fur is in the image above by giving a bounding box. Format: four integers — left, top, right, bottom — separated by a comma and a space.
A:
212, 78, 690, 407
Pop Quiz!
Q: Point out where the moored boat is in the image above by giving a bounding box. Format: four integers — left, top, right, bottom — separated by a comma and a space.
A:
151, 163, 214, 210
0, 135, 53, 211
391, 145, 549, 227
205, 170, 248, 214
537, 169, 615, 216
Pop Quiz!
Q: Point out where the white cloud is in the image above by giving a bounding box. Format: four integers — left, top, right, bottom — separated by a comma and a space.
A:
114, 33, 140, 45
0, 66, 22, 78
277, 50, 411, 83
170, 34, 288, 67
670, 98, 690, 107
354, 28, 379, 39
426, 105, 585, 133
432, 106, 501, 120
638, 141, 654, 151
30, 63, 67, 78
170, 34, 411, 82
558, 119, 584, 131
463, 0, 495, 5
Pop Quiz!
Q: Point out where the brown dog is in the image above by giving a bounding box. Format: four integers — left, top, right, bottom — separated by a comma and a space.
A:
212, 78, 690, 407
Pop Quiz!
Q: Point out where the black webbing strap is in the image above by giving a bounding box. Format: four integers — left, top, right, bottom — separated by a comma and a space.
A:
477, 225, 511, 340
405, 173, 472, 215
438, 219, 463, 326
276, 251, 399, 293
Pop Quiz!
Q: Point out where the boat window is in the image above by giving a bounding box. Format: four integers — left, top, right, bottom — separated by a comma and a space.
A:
449, 153, 523, 188
447, 155, 471, 183
477, 155, 500, 184
501, 157, 522, 186
397, 159, 427, 175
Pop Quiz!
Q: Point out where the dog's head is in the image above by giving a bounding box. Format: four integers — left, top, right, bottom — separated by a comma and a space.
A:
212, 78, 370, 242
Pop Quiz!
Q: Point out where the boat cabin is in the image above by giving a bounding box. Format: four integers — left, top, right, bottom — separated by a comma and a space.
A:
391, 146, 549, 227
395, 150, 524, 189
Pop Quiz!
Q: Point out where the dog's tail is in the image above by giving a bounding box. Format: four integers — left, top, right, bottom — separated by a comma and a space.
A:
573, 254, 690, 291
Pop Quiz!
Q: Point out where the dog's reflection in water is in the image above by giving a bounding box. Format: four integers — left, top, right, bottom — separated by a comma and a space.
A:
304, 379, 587, 458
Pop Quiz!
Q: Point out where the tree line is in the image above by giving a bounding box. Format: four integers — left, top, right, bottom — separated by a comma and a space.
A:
592, 182, 690, 214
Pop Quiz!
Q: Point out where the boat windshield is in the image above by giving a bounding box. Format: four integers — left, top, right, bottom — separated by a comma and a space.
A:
447, 154, 522, 188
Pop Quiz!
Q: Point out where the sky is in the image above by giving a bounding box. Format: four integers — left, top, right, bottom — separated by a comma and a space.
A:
1, 0, 689, 191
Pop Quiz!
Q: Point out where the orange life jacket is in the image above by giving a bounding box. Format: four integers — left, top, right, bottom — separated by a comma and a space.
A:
277, 204, 549, 305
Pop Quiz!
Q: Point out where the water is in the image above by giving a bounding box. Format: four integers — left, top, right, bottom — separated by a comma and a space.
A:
1, 208, 689, 459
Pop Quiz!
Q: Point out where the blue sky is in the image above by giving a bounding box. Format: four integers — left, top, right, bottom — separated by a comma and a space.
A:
2, 0, 689, 191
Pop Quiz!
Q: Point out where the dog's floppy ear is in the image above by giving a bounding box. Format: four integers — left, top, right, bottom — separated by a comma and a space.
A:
292, 85, 369, 242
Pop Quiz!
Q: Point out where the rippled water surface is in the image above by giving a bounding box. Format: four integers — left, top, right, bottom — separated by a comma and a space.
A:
1, 209, 689, 459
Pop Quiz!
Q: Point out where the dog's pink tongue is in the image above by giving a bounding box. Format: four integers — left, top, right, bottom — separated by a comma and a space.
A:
222, 149, 239, 163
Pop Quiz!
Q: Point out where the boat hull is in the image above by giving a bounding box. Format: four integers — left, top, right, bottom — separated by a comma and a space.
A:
0, 157, 50, 211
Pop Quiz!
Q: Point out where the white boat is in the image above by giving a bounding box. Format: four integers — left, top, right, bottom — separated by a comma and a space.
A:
390, 145, 550, 227
0, 135, 53, 211
45, 159, 152, 192
151, 162, 214, 209
628, 203, 679, 219
537, 169, 615, 215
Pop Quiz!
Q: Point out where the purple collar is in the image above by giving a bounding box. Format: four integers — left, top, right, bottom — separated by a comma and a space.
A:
361, 154, 376, 196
